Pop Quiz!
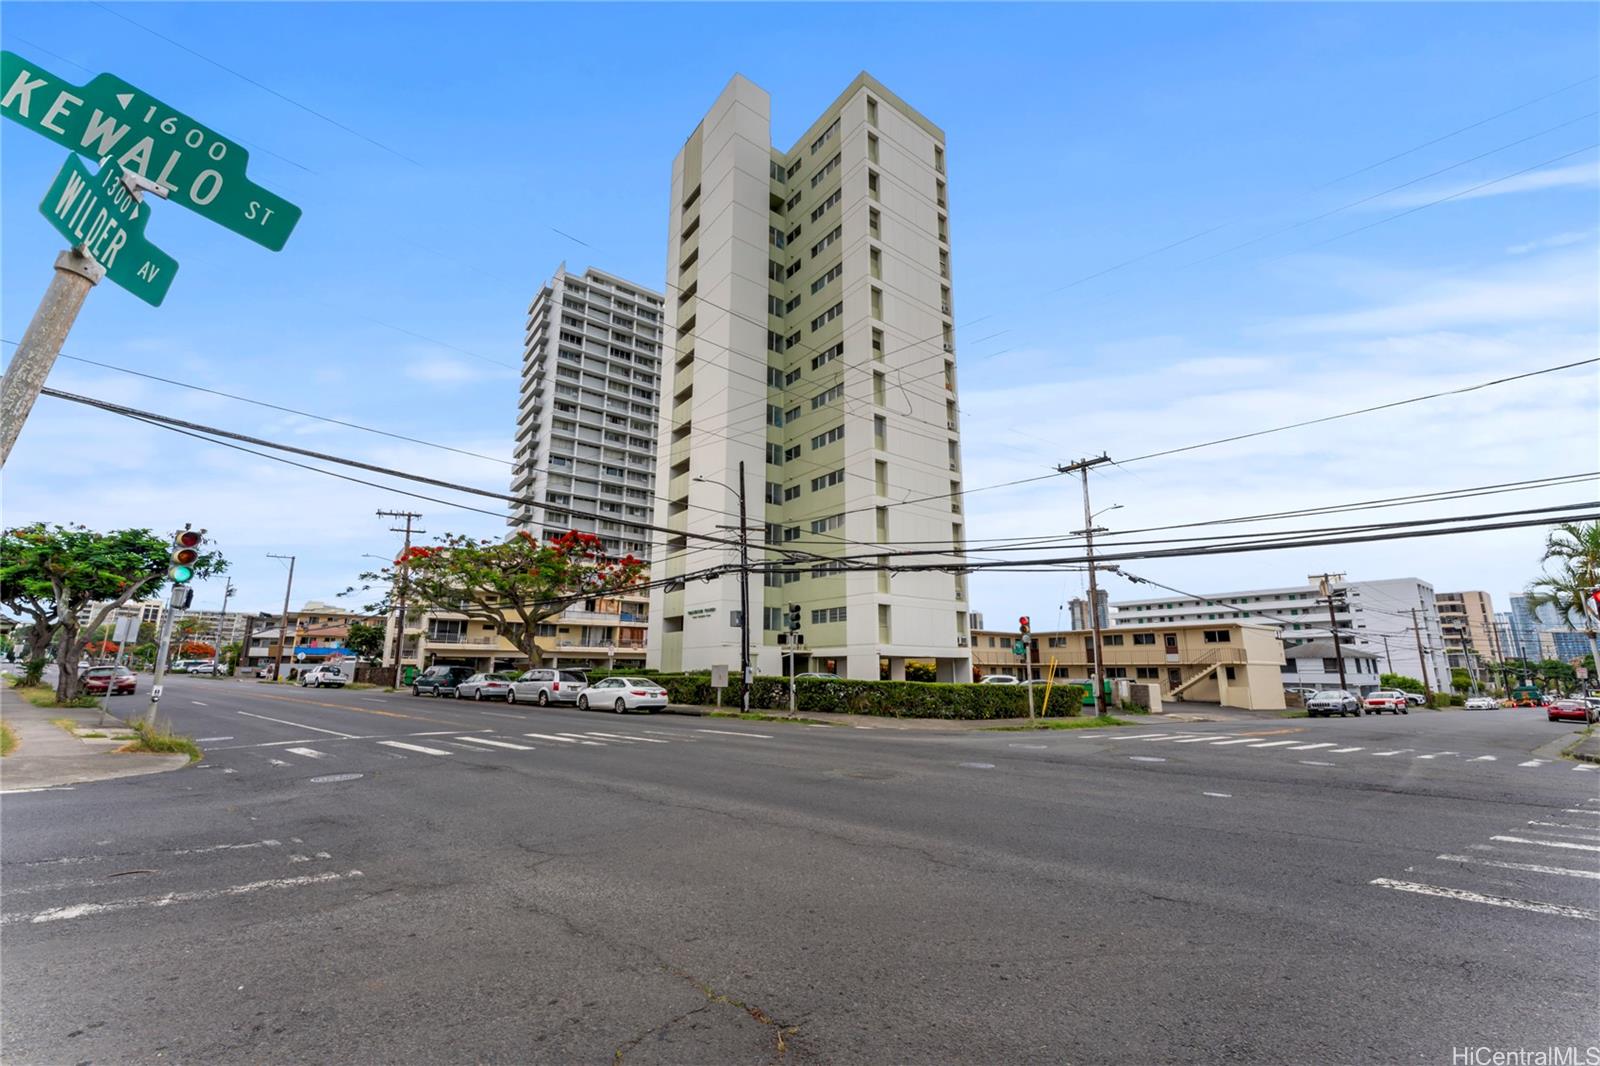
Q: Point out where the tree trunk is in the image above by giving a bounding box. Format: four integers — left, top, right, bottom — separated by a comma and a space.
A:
54, 622, 83, 702
25, 622, 54, 663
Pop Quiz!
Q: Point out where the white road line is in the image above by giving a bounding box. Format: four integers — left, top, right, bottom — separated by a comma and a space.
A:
1469, 755, 1497, 762
1109, 733, 1175, 741
1202, 792, 1232, 798
171, 840, 281, 855
1518, 759, 1548, 767
1374, 750, 1412, 756
1436, 854, 1600, 880
0, 786, 76, 795
1299, 760, 1336, 766
1136, 734, 1201, 742
556, 733, 608, 745
459, 736, 534, 750
586, 732, 669, 744
1491, 835, 1600, 853
1414, 752, 1458, 760
236, 711, 359, 739
378, 741, 452, 756
1563, 809, 1600, 816
1172, 736, 1222, 744
580, 732, 635, 743
1369, 878, 1600, 921
285, 747, 328, 760
694, 728, 773, 739
639, 729, 692, 739
1288, 743, 1338, 751
524, 733, 580, 743
1, 870, 364, 925
480, 712, 524, 719
1129, 756, 1166, 763
191, 701, 208, 707
195, 736, 233, 742
1247, 740, 1300, 748
267, 758, 290, 767
1528, 821, 1600, 834
409, 730, 489, 737
1576, 764, 1598, 772
445, 741, 497, 752
1209, 738, 1259, 746
1330, 747, 1365, 753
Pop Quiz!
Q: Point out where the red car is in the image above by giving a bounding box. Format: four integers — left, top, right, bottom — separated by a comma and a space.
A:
1362, 689, 1410, 715
1547, 699, 1598, 725
81, 665, 137, 695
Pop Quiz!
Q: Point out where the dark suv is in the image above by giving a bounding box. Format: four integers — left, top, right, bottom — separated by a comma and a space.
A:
412, 665, 475, 698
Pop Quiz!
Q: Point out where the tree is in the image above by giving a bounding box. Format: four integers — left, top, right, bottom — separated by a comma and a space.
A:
173, 617, 205, 646
345, 620, 387, 662
1380, 673, 1425, 694
1449, 668, 1471, 694
0, 524, 225, 702
179, 641, 216, 659
1537, 658, 1577, 694
1526, 521, 1600, 681
353, 531, 644, 671
221, 641, 243, 672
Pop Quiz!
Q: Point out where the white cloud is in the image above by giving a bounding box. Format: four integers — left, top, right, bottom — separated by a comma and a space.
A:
1378, 161, 1599, 209
403, 358, 500, 384
1507, 229, 1594, 255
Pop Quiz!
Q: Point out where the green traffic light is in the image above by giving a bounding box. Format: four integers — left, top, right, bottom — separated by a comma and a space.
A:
170, 565, 195, 583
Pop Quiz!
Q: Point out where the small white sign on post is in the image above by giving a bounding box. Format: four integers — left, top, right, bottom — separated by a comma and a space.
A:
112, 614, 139, 643
710, 664, 729, 711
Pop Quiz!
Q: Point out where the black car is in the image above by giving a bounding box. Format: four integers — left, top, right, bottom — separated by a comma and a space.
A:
412, 665, 475, 697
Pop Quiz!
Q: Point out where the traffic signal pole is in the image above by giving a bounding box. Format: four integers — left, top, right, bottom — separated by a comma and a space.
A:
143, 585, 180, 725
268, 553, 296, 682
0, 249, 103, 468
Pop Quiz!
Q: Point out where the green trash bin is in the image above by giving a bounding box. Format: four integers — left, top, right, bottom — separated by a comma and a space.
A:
402, 665, 419, 687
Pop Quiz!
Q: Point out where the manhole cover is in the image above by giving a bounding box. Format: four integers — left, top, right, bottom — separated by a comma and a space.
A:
309, 773, 364, 783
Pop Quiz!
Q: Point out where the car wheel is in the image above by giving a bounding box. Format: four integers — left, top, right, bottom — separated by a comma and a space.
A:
615, 698, 627, 714
1400, 708, 1408, 714
579, 695, 589, 710
507, 690, 517, 705
537, 691, 549, 707
474, 689, 484, 701
412, 685, 420, 697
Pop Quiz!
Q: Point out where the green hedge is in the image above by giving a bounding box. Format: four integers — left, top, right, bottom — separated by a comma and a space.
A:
583, 671, 1085, 720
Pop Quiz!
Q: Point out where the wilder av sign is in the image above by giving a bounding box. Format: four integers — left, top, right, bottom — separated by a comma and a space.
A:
40, 154, 178, 307
2, 49, 302, 251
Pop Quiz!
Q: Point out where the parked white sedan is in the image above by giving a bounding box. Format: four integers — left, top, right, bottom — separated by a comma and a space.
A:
578, 676, 668, 713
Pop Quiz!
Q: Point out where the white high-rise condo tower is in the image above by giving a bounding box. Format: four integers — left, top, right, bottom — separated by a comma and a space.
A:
648, 74, 971, 681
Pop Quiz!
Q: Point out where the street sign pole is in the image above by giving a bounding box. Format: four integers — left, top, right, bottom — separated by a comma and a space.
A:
0, 248, 103, 467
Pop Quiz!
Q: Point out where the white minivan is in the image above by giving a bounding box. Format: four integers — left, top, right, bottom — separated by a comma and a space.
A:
299, 663, 351, 688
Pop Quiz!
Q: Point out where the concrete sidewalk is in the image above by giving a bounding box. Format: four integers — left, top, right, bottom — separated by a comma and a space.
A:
0, 696, 188, 793
1567, 728, 1600, 765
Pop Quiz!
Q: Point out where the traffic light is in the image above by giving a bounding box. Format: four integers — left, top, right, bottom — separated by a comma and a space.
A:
1019, 616, 1031, 635
787, 603, 802, 632
169, 527, 203, 583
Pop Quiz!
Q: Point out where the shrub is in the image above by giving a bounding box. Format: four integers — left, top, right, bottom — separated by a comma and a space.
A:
120, 720, 202, 762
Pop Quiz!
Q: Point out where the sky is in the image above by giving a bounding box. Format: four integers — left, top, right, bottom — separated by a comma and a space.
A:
2, 2, 1596, 636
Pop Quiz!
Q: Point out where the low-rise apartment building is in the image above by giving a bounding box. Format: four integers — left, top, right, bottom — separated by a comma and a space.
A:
1280, 639, 1383, 695
974, 620, 1287, 710
392, 592, 651, 677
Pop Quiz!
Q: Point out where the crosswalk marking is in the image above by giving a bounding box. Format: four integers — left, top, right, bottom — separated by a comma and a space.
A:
378, 741, 452, 756
1436, 854, 1600, 880
1171, 736, 1221, 744
1519, 759, 1549, 767
267, 758, 290, 767
577, 732, 635, 743
1209, 738, 1258, 746
1369, 878, 1600, 921
694, 728, 773, 739
1288, 743, 1338, 751
1114, 733, 1176, 741
555, 733, 608, 745
1527, 821, 1600, 835
586, 732, 669, 744
285, 747, 327, 759
459, 737, 534, 750
1330, 747, 1364, 753
523, 733, 581, 743
1469, 755, 1496, 761
1491, 835, 1600, 853
1247, 740, 1299, 748
1414, 752, 1457, 760
1373, 750, 1411, 756
1576, 764, 1598, 772
1563, 809, 1600, 816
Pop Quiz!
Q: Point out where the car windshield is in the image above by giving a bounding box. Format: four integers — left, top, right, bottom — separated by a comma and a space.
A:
624, 678, 656, 687
558, 671, 587, 682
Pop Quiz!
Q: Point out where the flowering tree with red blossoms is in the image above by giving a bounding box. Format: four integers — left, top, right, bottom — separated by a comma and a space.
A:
358, 530, 645, 669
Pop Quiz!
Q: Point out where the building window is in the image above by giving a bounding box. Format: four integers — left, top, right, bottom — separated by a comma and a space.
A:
766, 442, 784, 466
811, 384, 844, 409
1102, 633, 1124, 646
811, 425, 844, 449
810, 469, 845, 491
784, 485, 801, 501
810, 514, 845, 533
1203, 630, 1232, 643
811, 263, 843, 294
810, 188, 842, 223
785, 405, 802, 423
783, 526, 801, 542
810, 225, 842, 258
866, 97, 877, 125
811, 606, 848, 624
784, 444, 801, 462
785, 367, 802, 387
811, 302, 843, 332
810, 153, 841, 188
1224, 667, 1237, 681
1132, 632, 1156, 645
766, 404, 783, 427
810, 117, 840, 155
1105, 667, 1128, 679
812, 342, 844, 370
1135, 667, 1160, 680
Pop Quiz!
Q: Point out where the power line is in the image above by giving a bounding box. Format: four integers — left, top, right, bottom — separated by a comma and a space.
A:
86, 2, 425, 167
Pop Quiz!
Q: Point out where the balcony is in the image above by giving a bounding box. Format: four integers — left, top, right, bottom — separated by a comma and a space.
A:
424, 634, 508, 649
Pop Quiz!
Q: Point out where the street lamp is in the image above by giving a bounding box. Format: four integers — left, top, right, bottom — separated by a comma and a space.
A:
693, 466, 751, 714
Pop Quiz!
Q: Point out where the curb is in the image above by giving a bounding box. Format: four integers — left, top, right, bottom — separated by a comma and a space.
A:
1563, 729, 1600, 765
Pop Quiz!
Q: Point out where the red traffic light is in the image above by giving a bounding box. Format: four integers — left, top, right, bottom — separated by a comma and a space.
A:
176, 530, 202, 548
1019, 615, 1031, 633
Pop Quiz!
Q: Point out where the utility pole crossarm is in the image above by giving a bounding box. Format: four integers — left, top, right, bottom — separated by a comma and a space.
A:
377, 510, 423, 684
1056, 455, 1113, 718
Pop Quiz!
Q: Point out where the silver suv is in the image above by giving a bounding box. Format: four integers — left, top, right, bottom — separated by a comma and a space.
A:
508, 668, 588, 706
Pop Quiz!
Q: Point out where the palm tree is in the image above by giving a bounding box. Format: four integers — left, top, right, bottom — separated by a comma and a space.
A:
1526, 521, 1600, 681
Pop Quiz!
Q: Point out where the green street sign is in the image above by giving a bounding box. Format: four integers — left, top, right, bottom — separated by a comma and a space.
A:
40, 154, 178, 307
1013, 641, 1026, 656
2, 50, 301, 251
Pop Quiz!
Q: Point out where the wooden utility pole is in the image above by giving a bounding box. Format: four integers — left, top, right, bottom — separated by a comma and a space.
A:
1057, 455, 1112, 717
267, 553, 295, 681
1317, 574, 1348, 691
378, 510, 424, 686
1410, 607, 1433, 701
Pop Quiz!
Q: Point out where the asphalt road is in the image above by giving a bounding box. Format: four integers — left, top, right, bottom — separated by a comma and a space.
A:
3, 676, 1597, 1064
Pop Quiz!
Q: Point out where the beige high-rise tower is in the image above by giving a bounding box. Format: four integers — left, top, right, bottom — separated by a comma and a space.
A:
648, 73, 971, 681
